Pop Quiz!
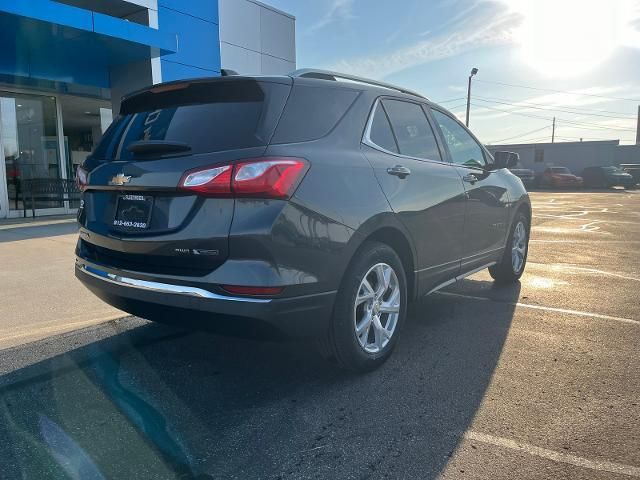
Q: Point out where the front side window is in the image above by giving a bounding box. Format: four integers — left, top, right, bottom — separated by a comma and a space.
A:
431, 110, 486, 169
382, 99, 441, 161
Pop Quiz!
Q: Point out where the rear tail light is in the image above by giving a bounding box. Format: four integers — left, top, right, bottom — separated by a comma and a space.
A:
178, 157, 308, 199
179, 165, 232, 196
233, 158, 307, 198
221, 285, 284, 296
76, 166, 88, 191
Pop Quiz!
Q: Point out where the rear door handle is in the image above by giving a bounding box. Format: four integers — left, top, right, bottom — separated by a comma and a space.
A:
387, 165, 411, 178
462, 173, 478, 184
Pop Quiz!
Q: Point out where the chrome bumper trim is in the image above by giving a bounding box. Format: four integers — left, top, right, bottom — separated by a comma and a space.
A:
76, 263, 272, 304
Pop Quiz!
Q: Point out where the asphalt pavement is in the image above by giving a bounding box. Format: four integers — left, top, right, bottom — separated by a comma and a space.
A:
0, 190, 638, 479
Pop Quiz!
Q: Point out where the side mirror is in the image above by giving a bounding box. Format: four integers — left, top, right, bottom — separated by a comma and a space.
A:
493, 151, 519, 169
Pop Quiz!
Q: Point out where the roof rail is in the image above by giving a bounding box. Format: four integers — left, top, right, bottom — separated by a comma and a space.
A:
290, 69, 427, 100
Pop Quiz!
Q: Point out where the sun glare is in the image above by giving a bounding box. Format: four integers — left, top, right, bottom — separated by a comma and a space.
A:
511, 0, 632, 77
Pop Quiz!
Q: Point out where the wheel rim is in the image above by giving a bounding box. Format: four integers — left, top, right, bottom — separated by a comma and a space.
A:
511, 221, 527, 274
353, 263, 401, 354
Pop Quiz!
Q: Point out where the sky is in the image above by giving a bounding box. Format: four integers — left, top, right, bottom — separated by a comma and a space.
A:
265, 0, 640, 145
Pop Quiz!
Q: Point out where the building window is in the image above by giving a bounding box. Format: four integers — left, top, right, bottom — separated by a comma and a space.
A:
535, 148, 544, 163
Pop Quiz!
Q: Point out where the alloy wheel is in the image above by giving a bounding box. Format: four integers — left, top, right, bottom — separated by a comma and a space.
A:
353, 263, 401, 354
511, 221, 527, 274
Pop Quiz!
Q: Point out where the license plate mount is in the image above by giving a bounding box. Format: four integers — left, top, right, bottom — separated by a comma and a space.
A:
113, 194, 154, 231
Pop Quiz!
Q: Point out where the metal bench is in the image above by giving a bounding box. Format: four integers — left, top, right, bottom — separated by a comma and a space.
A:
20, 178, 81, 218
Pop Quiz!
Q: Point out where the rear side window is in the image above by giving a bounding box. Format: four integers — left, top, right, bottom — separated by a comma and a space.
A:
382, 99, 441, 161
368, 103, 398, 153
271, 85, 359, 144
93, 80, 290, 160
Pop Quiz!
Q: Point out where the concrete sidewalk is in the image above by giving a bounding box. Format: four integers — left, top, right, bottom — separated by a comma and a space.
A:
0, 217, 124, 349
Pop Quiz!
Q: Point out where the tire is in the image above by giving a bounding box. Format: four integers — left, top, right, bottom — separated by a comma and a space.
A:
489, 212, 529, 284
317, 241, 407, 372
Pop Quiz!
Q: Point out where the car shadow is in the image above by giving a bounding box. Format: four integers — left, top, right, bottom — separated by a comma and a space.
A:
0, 279, 520, 479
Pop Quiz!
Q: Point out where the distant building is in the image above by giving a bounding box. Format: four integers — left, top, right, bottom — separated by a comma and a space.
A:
0, 0, 295, 218
487, 141, 640, 174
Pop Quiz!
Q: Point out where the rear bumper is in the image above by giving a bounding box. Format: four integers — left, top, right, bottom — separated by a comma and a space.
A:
75, 259, 335, 339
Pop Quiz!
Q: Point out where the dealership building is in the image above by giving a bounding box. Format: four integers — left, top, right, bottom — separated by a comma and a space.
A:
0, 0, 295, 218
487, 140, 640, 175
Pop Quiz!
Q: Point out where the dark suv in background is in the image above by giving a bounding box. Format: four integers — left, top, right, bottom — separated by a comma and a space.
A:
582, 166, 635, 189
75, 70, 531, 371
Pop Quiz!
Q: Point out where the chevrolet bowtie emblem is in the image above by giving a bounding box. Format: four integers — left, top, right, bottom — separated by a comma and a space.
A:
109, 173, 132, 186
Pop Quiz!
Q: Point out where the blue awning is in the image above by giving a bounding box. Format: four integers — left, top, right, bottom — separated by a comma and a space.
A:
0, 0, 177, 87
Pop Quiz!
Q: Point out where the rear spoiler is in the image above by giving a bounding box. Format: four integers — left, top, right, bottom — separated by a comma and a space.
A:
120, 76, 293, 115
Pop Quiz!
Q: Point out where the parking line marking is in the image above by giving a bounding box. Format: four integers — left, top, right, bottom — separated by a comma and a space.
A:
0, 314, 126, 348
465, 431, 640, 477
0, 218, 77, 231
437, 291, 640, 326
525, 262, 640, 282
530, 240, 640, 244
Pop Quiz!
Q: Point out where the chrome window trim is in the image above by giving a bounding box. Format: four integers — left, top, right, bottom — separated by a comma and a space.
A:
362, 97, 453, 167
415, 258, 460, 274
461, 247, 505, 262
77, 263, 272, 304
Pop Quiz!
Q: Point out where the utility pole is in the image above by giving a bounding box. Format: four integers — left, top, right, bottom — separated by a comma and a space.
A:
466, 67, 478, 127
552, 116, 556, 143
636, 105, 639, 145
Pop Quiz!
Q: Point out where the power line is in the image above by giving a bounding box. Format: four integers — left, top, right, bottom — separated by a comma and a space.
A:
473, 96, 636, 120
556, 135, 634, 142
471, 103, 556, 121
475, 79, 640, 103
435, 97, 466, 104
477, 95, 637, 117
490, 125, 551, 144
469, 103, 635, 132
488, 136, 553, 145
445, 103, 469, 112
555, 119, 634, 132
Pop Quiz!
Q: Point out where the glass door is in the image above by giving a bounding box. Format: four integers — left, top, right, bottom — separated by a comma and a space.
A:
0, 92, 63, 216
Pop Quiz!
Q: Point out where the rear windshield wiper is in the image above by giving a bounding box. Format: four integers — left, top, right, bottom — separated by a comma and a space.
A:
126, 140, 192, 155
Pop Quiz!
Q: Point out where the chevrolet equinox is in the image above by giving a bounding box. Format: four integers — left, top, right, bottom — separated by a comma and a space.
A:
75, 69, 531, 372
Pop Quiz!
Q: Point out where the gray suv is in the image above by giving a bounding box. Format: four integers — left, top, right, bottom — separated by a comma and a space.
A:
75, 70, 531, 372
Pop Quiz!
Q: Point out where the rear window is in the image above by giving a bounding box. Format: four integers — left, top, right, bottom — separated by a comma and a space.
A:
270, 85, 360, 144
93, 80, 290, 160
384, 99, 441, 161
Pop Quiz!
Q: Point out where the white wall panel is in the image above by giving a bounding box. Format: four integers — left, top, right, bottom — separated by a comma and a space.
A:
218, 0, 295, 75
219, 0, 260, 52
260, 55, 295, 75
260, 7, 295, 62
220, 42, 262, 75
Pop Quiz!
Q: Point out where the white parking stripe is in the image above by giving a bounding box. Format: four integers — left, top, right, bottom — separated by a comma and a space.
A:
549, 264, 640, 282
530, 240, 640, 244
465, 431, 640, 478
437, 291, 639, 326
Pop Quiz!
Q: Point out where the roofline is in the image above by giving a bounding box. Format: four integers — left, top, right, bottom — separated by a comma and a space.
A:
487, 140, 621, 148
245, 0, 295, 19
290, 69, 427, 100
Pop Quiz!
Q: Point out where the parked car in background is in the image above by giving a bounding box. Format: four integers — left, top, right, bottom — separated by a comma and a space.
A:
620, 164, 640, 187
540, 167, 583, 188
582, 166, 635, 189
508, 168, 535, 188
74, 70, 531, 372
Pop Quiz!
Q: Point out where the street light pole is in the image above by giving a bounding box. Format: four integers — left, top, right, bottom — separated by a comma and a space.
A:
466, 67, 478, 127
